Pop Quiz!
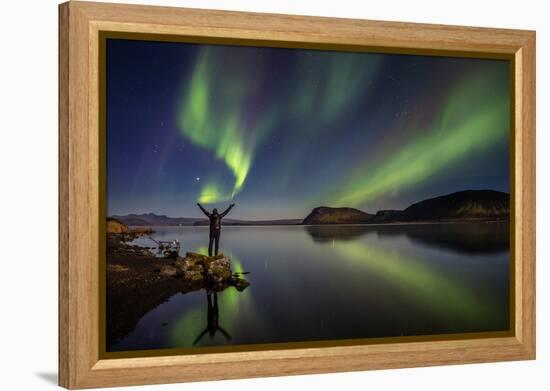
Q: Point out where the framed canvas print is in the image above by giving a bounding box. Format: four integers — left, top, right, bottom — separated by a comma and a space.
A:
59, 1, 536, 389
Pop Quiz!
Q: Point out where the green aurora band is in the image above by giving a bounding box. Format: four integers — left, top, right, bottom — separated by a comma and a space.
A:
178, 46, 508, 208
333, 240, 488, 322
331, 68, 509, 208
177, 49, 260, 202
177, 47, 382, 204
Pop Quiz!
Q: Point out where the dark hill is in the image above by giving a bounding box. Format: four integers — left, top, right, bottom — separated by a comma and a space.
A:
304, 190, 509, 225
302, 207, 374, 225
401, 190, 509, 221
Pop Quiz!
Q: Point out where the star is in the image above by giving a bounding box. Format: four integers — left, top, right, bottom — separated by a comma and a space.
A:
195, 177, 200, 182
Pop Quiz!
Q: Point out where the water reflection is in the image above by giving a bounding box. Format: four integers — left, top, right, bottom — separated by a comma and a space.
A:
164, 250, 259, 349
333, 240, 485, 322
305, 225, 375, 242
193, 293, 232, 345
305, 222, 509, 255
109, 223, 510, 352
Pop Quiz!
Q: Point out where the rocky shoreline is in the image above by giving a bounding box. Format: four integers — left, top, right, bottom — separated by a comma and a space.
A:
106, 232, 250, 347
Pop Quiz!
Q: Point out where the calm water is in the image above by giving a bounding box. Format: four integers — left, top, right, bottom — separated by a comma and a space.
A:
109, 223, 510, 352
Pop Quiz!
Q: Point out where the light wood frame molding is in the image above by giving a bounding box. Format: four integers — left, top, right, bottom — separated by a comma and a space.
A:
59, 1, 536, 389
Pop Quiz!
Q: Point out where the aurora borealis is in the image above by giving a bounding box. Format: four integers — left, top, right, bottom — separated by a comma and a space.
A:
106, 39, 510, 219
175, 45, 382, 204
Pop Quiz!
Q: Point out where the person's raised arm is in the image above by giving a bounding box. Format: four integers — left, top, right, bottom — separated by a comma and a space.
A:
220, 203, 235, 218
197, 203, 211, 217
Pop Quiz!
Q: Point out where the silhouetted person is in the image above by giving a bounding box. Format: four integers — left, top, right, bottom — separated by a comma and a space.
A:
193, 292, 231, 345
197, 202, 235, 256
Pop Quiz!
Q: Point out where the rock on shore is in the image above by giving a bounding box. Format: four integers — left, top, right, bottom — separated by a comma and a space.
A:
163, 252, 249, 291
107, 217, 154, 236
107, 217, 129, 234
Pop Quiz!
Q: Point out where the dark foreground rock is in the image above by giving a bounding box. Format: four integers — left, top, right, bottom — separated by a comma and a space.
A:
158, 265, 182, 277
171, 252, 247, 290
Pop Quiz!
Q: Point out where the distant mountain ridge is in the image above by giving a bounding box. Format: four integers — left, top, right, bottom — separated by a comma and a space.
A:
311, 190, 509, 225
111, 213, 301, 227
111, 213, 202, 226
111, 190, 510, 226
390, 189, 509, 222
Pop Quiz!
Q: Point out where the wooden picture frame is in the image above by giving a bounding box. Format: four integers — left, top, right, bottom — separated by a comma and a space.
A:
59, 1, 536, 389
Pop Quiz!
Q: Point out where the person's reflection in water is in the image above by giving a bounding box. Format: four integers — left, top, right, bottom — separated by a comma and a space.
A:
193, 292, 232, 345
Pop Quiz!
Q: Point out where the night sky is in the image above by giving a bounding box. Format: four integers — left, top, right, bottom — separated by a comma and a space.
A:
106, 39, 510, 220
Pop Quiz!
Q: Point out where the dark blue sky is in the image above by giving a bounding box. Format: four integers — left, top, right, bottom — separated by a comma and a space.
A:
106, 39, 510, 220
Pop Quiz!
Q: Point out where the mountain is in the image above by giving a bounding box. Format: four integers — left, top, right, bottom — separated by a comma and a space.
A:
302, 207, 374, 225
304, 190, 509, 225
401, 189, 509, 221
111, 213, 301, 227
111, 213, 202, 226
369, 190, 509, 223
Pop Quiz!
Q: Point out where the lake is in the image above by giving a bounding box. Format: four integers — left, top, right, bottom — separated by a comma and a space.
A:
108, 222, 510, 352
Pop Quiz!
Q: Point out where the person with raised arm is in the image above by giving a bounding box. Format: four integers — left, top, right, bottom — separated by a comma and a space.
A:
197, 203, 235, 256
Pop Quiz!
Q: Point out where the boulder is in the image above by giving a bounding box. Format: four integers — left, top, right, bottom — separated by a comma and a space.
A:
175, 256, 204, 271
231, 277, 250, 292
183, 260, 196, 269
165, 253, 245, 287
158, 265, 182, 277
106, 218, 130, 234
207, 257, 232, 283
184, 252, 210, 264
183, 269, 204, 282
